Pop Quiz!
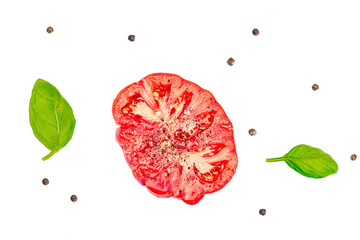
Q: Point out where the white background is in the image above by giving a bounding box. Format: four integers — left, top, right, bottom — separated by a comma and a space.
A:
1, 0, 360, 239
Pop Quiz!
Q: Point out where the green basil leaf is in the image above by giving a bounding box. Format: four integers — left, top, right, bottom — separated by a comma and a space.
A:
29, 79, 76, 160
266, 144, 338, 179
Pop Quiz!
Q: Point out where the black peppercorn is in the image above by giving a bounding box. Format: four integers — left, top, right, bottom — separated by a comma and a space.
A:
70, 195, 78, 202
249, 128, 257, 136
259, 209, 266, 216
42, 178, 49, 185
128, 35, 135, 42
312, 84, 319, 91
252, 28, 259, 36
46, 26, 54, 34
227, 57, 235, 66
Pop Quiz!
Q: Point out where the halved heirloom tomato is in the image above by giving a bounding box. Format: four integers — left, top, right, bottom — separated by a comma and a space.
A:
112, 73, 238, 204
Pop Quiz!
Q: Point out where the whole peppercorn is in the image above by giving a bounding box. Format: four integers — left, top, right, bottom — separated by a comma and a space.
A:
128, 35, 135, 42
70, 195, 78, 202
42, 178, 49, 185
249, 128, 257, 136
252, 28, 259, 36
312, 84, 319, 91
227, 57, 235, 66
259, 209, 266, 216
351, 154, 357, 161
46, 26, 54, 34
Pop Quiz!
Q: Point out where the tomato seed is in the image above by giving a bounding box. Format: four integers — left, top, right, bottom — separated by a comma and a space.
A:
312, 84, 319, 91
42, 178, 49, 185
252, 28, 259, 36
46, 26, 54, 34
227, 57, 235, 66
259, 209, 266, 216
351, 154, 357, 161
249, 128, 257, 136
128, 35, 135, 42
70, 195, 78, 202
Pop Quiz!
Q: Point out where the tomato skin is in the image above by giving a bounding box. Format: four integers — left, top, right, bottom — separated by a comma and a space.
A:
113, 73, 238, 204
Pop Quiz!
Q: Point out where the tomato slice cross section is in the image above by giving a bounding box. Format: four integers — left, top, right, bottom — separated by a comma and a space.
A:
112, 73, 238, 204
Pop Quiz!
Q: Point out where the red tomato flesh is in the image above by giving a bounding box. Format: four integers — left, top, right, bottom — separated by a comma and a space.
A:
112, 73, 238, 205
